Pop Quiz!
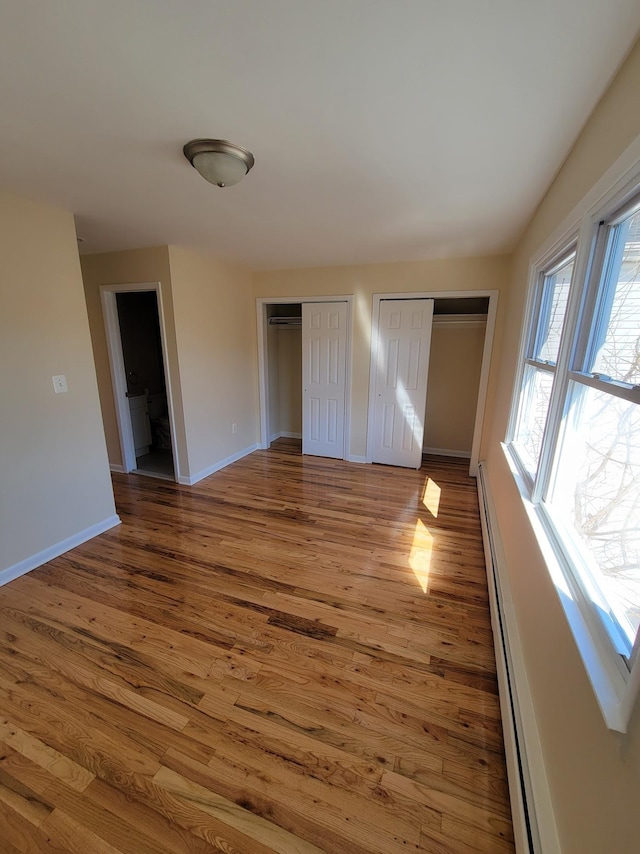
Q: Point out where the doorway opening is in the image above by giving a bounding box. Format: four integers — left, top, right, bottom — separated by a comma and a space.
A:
101, 282, 179, 482
116, 292, 174, 479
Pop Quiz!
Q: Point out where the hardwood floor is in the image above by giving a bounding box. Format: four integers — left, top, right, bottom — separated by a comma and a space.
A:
0, 441, 514, 853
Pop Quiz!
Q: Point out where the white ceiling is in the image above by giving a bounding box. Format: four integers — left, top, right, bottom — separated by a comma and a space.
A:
0, 1, 639, 270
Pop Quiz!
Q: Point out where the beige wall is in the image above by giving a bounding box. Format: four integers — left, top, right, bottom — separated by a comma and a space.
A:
81, 247, 189, 477
484, 38, 640, 854
167, 245, 258, 478
0, 193, 116, 572
253, 257, 509, 458
424, 321, 486, 454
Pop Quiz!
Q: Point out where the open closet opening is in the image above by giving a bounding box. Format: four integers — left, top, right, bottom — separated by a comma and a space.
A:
367, 291, 497, 475
258, 296, 352, 460
266, 303, 302, 452
425, 296, 489, 459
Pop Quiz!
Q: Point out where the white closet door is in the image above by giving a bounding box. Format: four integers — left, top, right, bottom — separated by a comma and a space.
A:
302, 302, 347, 459
370, 299, 434, 468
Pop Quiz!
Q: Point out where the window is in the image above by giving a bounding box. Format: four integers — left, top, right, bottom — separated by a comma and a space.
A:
507, 188, 640, 729
511, 251, 575, 481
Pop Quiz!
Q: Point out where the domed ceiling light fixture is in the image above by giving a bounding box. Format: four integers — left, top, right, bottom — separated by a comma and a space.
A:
183, 139, 255, 188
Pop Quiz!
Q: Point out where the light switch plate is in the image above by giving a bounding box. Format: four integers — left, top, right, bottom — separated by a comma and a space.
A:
52, 374, 68, 393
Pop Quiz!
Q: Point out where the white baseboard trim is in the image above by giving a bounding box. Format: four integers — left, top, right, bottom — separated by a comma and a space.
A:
109, 463, 125, 473
477, 463, 560, 854
0, 515, 121, 588
178, 443, 259, 486
269, 431, 281, 442
423, 446, 471, 459
280, 431, 302, 439
347, 454, 367, 463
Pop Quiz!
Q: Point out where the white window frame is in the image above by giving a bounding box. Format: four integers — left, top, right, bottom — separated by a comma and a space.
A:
505, 147, 640, 733
509, 244, 577, 491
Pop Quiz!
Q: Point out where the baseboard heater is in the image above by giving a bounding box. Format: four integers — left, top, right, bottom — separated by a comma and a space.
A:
477, 462, 556, 854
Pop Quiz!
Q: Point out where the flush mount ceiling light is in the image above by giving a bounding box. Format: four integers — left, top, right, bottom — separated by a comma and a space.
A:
183, 138, 255, 188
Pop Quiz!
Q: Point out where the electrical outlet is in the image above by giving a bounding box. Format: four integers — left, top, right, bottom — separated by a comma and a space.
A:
232, 423, 238, 434
52, 375, 68, 393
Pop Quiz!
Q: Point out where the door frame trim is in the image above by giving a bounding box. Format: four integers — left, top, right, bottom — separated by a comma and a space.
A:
366, 290, 499, 475
256, 295, 353, 459
100, 281, 181, 481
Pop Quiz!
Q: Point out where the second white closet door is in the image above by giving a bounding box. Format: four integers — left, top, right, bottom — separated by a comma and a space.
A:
371, 298, 434, 468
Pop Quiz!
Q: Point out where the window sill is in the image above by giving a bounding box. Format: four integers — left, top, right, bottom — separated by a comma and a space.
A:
501, 442, 639, 734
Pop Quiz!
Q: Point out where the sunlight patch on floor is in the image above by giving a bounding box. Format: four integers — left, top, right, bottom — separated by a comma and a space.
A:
409, 518, 434, 593
422, 477, 441, 518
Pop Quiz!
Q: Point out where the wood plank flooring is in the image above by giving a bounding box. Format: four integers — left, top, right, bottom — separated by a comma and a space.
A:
0, 440, 514, 853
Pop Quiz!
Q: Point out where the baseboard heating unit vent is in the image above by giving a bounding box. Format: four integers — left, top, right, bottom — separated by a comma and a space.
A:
477, 462, 560, 854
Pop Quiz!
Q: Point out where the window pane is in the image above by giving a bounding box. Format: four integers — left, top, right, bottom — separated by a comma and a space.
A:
513, 364, 553, 479
548, 382, 640, 648
590, 209, 640, 385
533, 255, 574, 363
